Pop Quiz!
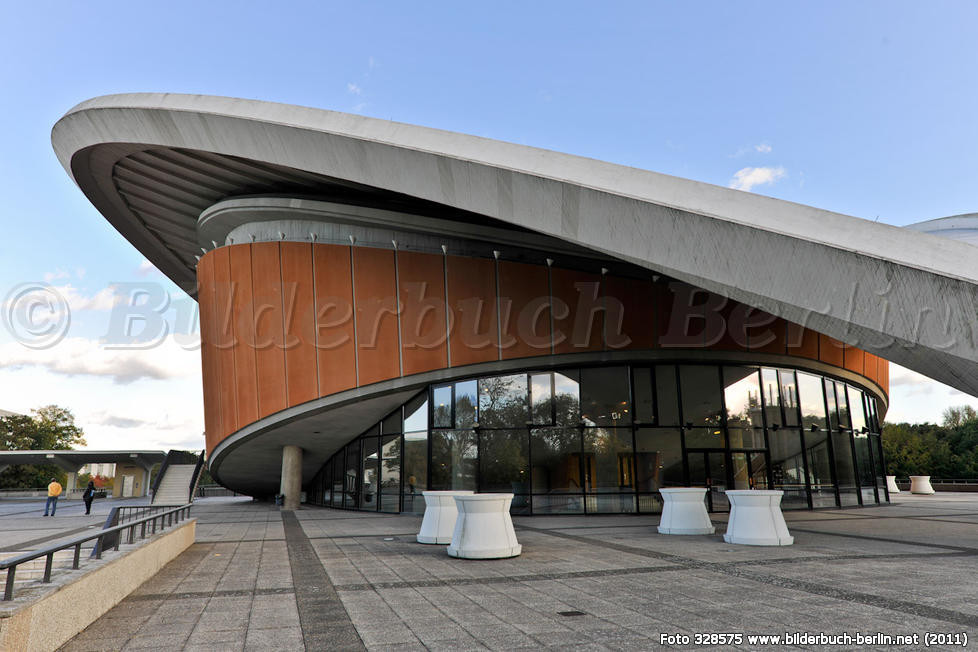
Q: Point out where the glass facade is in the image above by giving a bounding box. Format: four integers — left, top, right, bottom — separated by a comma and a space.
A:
307, 363, 888, 514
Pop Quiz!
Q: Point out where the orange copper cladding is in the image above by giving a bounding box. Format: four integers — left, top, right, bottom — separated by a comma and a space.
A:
197, 245, 889, 455
352, 247, 400, 386
397, 251, 449, 375
497, 260, 551, 360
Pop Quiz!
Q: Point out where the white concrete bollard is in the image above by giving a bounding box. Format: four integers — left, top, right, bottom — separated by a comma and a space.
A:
447, 494, 521, 559
886, 475, 900, 494
723, 490, 794, 546
416, 490, 474, 544
657, 488, 715, 535
910, 476, 936, 495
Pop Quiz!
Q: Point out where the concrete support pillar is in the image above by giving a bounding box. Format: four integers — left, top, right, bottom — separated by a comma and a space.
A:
66, 471, 77, 495
280, 445, 303, 511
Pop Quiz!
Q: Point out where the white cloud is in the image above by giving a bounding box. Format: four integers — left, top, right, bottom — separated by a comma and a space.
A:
347, 82, 362, 95
755, 143, 772, 153
885, 363, 978, 424
54, 285, 123, 312
43, 269, 70, 282
136, 259, 160, 277
728, 166, 786, 192
0, 335, 198, 384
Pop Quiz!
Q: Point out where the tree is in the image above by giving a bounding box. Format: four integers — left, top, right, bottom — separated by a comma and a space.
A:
942, 405, 978, 429
0, 405, 86, 489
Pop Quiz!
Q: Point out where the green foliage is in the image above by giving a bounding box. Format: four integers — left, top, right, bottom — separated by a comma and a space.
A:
0, 405, 86, 489
883, 405, 978, 478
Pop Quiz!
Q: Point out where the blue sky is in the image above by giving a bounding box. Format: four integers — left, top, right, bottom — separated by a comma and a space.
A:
0, 2, 976, 448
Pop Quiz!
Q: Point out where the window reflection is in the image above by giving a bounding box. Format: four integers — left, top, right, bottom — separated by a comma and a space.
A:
480, 430, 529, 513
656, 365, 680, 426
761, 368, 781, 426
456, 380, 478, 427
798, 373, 827, 430
554, 371, 580, 426
633, 368, 655, 424
309, 362, 889, 516
478, 374, 528, 427
531, 373, 553, 425
847, 385, 866, 432
530, 427, 583, 514
768, 429, 807, 508
581, 367, 631, 426
430, 429, 477, 491
779, 370, 799, 427
680, 365, 722, 427
723, 367, 762, 428
635, 428, 683, 491
433, 385, 452, 428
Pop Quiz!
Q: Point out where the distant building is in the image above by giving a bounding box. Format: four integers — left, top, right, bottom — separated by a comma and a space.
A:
80, 463, 116, 478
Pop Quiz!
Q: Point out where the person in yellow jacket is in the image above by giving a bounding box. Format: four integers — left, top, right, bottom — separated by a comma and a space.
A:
43, 478, 62, 516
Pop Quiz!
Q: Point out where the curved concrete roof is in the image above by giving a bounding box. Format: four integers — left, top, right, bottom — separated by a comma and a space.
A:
906, 213, 978, 247
52, 93, 978, 396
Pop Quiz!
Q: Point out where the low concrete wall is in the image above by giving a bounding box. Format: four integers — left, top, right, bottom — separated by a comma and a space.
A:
0, 518, 196, 652
895, 483, 978, 493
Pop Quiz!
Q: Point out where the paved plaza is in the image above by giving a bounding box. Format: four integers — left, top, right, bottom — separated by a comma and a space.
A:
0, 496, 150, 554
24, 494, 978, 650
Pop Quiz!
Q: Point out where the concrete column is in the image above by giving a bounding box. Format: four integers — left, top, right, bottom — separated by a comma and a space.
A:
66, 471, 77, 495
280, 445, 303, 511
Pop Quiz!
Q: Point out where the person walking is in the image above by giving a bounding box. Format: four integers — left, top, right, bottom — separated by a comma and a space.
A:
82, 481, 96, 515
43, 478, 63, 517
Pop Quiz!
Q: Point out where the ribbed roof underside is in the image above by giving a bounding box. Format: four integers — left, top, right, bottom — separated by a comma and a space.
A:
111, 147, 396, 272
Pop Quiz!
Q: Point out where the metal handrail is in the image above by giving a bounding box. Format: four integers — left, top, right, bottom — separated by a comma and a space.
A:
188, 449, 206, 500
1, 503, 192, 601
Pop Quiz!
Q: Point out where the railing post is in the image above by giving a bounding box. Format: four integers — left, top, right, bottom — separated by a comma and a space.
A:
73, 543, 81, 569
141, 521, 147, 539
43, 553, 53, 583
4, 566, 15, 600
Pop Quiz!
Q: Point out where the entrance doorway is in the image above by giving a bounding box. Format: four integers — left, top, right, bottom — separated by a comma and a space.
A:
686, 449, 728, 512
730, 451, 769, 491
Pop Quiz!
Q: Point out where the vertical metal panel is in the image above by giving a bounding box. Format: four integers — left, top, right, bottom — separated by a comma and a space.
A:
398, 251, 449, 375
446, 255, 499, 366
786, 323, 819, 360
551, 267, 602, 354
313, 244, 357, 396
228, 244, 259, 430
211, 246, 238, 435
602, 275, 655, 351
251, 242, 288, 417
281, 242, 318, 406
749, 314, 787, 354
353, 247, 400, 385
498, 260, 551, 360
844, 345, 865, 376
196, 252, 222, 453
818, 334, 845, 368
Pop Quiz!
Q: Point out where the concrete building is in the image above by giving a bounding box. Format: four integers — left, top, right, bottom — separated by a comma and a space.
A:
52, 93, 978, 513
79, 462, 116, 478
0, 450, 163, 496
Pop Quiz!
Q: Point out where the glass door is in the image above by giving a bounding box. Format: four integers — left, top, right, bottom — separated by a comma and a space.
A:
686, 449, 729, 512
730, 450, 769, 490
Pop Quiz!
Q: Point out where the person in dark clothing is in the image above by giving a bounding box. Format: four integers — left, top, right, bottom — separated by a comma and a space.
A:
82, 481, 96, 515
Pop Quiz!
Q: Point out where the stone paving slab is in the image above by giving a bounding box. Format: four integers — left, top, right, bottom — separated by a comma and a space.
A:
55, 494, 978, 651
